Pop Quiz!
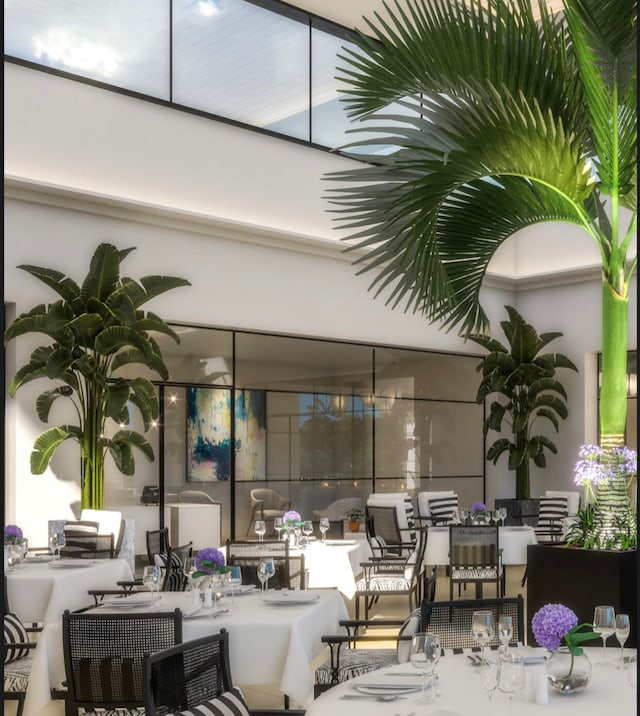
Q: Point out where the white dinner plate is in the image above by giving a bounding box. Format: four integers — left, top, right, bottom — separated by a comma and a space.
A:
324, 540, 357, 546
25, 555, 54, 563
354, 684, 422, 696
48, 559, 97, 569
262, 592, 320, 606
229, 584, 256, 595
101, 594, 157, 609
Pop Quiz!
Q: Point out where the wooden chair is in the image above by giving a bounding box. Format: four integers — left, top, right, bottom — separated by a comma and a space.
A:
143, 629, 305, 716
62, 608, 182, 715
421, 595, 524, 652
448, 524, 504, 599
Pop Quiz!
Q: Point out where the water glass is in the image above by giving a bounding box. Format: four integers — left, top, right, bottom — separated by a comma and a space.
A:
319, 517, 330, 542
409, 632, 440, 702
615, 613, 630, 667
628, 656, 637, 692
472, 611, 494, 665
183, 557, 197, 593
480, 657, 500, 714
593, 605, 616, 665
301, 520, 313, 546
274, 517, 284, 541
228, 564, 242, 605
142, 565, 161, 602
254, 520, 266, 542
498, 654, 525, 715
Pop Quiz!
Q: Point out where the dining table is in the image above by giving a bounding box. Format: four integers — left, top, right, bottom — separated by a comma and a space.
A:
23, 586, 349, 715
291, 538, 372, 598
305, 647, 636, 716
5, 556, 134, 626
425, 525, 538, 566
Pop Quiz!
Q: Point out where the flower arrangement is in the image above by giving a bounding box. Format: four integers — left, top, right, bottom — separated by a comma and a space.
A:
193, 547, 229, 578
4, 524, 23, 544
574, 445, 637, 502
282, 510, 302, 529
471, 501, 487, 516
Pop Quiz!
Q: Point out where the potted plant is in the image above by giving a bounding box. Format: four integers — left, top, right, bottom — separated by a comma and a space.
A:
325, 0, 636, 488
468, 305, 578, 500
4, 242, 190, 509
344, 507, 364, 533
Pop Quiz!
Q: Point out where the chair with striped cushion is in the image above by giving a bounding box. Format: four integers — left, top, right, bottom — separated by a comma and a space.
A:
416, 491, 459, 526
449, 525, 504, 599
155, 542, 193, 592
366, 493, 417, 553
534, 495, 569, 542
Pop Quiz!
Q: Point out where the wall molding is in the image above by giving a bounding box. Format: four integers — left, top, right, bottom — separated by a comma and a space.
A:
5, 174, 605, 291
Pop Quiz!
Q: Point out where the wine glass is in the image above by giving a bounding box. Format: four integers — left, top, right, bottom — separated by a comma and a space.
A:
49, 532, 59, 558
409, 633, 440, 702
142, 565, 161, 603
258, 558, 272, 593
228, 564, 242, 605
498, 615, 513, 654
614, 613, 630, 667
319, 517, 330, 542
183, 557, 197, 594
263, 557, 275, 591
56, 532, 66, 558
254, 520, 266, 542
498, 654, 525, 715
499, 507, 508, 526
274, 517, 284, 541
301, 520, 313, 546
480, 657, 500, 715
628, 656, 637, 693
593, 605, 616, 665
472, 611, 494, 666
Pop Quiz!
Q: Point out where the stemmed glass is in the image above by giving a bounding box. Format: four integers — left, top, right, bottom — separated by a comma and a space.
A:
183, 557, 197, 594
49, 532, 59, 558
257, 560, 268, 594
498, 615, 513, 654
228, 564, 242, 605
142, 565, 161, 603
498, 654, 525, 715
274, 517, 284, 541
254, 520, 266, 542
319, 517, 330, 542
258, 558, 274, 593
480, 657, 500, 715
593, 605, 616, 665
472, 611, 495, 666
409, 632, 441, 702
628, 656, 637, 693
264, 557, 275, 591
301, 520, 313, 546
499, 507, 507, 526
56, 532, 66, 558
615, 613, 630, 667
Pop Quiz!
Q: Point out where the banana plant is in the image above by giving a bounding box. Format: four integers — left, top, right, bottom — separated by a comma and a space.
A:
468, 306, 578, 498
4, 243, 191, 509
326, 0, 636, 451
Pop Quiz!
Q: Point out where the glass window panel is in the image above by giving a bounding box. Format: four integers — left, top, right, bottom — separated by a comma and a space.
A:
414, 476, 485, 512
235, 333, 373, 393
4, 0, 170, 98
375, 348, 480, 401
375, 398, 483, 479
173, 0, 309, 140
113, 325, 233, 386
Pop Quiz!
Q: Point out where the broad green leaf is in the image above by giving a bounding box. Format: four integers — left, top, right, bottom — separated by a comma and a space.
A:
30, 425, 83, 473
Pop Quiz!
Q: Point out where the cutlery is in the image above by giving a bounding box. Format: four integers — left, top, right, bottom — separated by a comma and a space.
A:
339, 695, 405, 702
467, 654, 482, 666
211, 609, 229, 619
523, 656, 547, 665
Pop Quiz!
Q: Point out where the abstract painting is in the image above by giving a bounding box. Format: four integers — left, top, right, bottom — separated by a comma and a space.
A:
187, 387, 232, 481
234, 389, 266, 480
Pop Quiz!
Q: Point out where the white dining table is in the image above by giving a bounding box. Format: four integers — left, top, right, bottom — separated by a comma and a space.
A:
425, 526, 537, 566
23, 587, 348, 715
5, 557, 134, 625
305, 647, 636, 716
292, 539, 372, 598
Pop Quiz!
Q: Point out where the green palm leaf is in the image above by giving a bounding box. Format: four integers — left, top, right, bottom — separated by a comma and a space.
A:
30, 425, 83, 474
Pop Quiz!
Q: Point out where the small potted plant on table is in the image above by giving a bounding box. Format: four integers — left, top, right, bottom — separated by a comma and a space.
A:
344, 508, 364, 533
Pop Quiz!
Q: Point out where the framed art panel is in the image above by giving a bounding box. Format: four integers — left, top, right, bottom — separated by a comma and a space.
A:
235, 389, 266, 481
187, 387, 232, 481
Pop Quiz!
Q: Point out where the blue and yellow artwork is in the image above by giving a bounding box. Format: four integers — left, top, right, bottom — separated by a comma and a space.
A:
234, 389, 266, 480
187, 387, 232, 481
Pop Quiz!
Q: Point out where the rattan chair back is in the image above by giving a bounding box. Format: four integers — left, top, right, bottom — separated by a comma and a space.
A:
59, 533, 115, 559
226, 540, 306, 589
146, 528, 169, 566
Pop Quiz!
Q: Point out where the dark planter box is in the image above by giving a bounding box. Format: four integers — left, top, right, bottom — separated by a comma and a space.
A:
526, 543, 637, 648
495, 498, 540, 526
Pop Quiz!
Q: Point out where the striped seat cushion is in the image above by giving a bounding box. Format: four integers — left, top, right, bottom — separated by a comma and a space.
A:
155, 552, 187, 591
428, 496, 458, 523
397, 608, 422, 662
357, 575, 411, 591
315, 648, 397, 685
451, 567, 500, 580
3, 653, 32, 691
4, 613, 30, 663
535, 496, 568, 538
171, 687, 250, 716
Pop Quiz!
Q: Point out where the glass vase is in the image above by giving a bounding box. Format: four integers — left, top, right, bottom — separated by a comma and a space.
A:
547, 647, 592, 694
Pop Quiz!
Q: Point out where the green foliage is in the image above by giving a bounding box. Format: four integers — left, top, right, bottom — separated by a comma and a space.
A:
565, 503, 637, 550
468, 306, 578, 498
327, 0, 636, 444
4, 243, 190, 509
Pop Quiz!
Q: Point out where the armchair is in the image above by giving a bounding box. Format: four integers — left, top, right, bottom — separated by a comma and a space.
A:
246, 489, 289, 535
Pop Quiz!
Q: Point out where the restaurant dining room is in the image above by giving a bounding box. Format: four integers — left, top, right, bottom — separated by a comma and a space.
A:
3, 0, 637, 714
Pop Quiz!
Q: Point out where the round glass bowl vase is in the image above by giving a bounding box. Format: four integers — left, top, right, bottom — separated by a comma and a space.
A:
547, 647, 592, 694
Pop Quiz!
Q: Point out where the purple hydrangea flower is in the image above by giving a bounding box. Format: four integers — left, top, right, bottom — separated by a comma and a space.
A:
574, 444, 637, 486
4, 524, 23, 543
283, 510, 301, 526
471, 502, 487, 514
194, 547, 226, 575
531, 603, 578, 652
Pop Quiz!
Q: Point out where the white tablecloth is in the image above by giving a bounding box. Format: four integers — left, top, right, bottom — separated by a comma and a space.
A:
5, 558, 134, 625
293, 539, 371, 598
425, 526, 537, 566
24, 588, 348, 714
305, 647, 636, 716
